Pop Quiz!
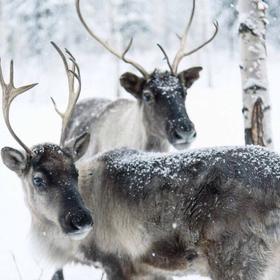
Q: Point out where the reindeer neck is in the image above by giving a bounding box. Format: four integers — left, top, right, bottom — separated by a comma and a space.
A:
137, 100, 169, 152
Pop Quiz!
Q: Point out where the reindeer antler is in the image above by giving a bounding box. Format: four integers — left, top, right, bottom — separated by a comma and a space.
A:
172, 0, 219, 74
0, 59, 38, 154
75, 0, 149, 79
50, 42, 81, 146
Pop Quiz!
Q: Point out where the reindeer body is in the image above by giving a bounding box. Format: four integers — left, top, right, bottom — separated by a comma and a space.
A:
64, 97, 170, 156
71, 145, 280, 280
5, 139, 280, 279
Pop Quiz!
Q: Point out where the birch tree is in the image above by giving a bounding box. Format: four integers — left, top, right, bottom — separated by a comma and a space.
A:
239, 0, 272, 147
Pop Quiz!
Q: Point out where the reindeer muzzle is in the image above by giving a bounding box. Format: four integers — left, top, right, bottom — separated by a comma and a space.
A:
60, 207, 93, 240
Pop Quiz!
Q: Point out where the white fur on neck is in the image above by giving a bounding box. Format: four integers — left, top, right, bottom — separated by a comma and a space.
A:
30, 217, 83, 270
86, 101, 148, 156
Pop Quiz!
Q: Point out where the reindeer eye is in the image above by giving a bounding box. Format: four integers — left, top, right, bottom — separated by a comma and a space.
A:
33, 174, 47, 189
143, 91, 154, 103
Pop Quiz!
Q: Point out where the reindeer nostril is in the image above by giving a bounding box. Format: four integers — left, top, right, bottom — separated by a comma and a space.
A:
173, 127, 196, 140
174, 129, 183, 140
65, 208, 93, 232
71, 215, 83, 230
171, 126, 196, 146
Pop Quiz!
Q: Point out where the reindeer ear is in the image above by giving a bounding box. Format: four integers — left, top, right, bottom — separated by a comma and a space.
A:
65, 132, 90, 162
178, 67, 203, 89
120, 72, 146, 98
1, 147, 27, 174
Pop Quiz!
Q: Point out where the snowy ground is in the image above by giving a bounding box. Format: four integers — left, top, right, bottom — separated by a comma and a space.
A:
0, 47, 280, 279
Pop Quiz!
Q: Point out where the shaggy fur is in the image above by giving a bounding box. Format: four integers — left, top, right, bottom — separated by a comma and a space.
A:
71, 145, 280, 280
4, 143, 280, 279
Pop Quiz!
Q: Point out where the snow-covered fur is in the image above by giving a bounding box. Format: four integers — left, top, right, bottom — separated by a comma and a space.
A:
72, 145, 280, 280
4, 143, 280, 279
63, 69, 202, 157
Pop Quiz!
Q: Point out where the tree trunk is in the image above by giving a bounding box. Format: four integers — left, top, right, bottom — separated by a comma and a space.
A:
238, 0, 273, 147
200, 0, 213, 88
107, 0, 121, 98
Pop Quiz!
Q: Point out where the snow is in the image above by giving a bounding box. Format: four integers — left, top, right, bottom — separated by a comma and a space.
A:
0, 1, 280, 279
149, 70, 181, 94
243, 77, 267, 91
103, 145, 280, 199
257, 1, 268, 12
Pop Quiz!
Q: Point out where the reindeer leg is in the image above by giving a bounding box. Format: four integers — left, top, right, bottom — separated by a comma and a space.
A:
51, 269, 64, 280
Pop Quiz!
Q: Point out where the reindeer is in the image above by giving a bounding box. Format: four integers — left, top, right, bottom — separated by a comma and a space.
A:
63, 143, 280, 280
52, 135, 280, 279
63, 0, 218, 156
0, 46, 95, 279
1, 44, 153, 280
3, 48, 280, 280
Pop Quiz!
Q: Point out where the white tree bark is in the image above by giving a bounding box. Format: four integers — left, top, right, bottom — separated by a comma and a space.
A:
239, 0, 273, 147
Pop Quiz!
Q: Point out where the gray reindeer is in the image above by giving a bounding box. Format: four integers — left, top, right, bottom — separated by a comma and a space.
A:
55, 0, 218, 278
73, 145, 280, 280
63, 0, 218, 156
3, 49, 280, 280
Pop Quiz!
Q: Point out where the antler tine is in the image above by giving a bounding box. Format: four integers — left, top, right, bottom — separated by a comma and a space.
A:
64, 48, 81, 108
0, 58, 38, 154
75, 0, 149, 78
9, 60, 14, 86
172, 0, 218, 74
178, 21, 219, 59
157, 43, 174, 74
65, 48, 81, 94
172, 0, 196, 74
50, 42, 81, 146
121, 37, 133, 61
65, 48, 81, 76
183, 0, 196, 42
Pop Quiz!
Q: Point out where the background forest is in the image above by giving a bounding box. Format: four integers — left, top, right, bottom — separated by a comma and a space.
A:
1, 0, 280, 56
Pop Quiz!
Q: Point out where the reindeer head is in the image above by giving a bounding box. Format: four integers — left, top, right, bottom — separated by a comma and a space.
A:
0, 45, 93, 240
120, 67, 201, 149
76, 0, 218, 149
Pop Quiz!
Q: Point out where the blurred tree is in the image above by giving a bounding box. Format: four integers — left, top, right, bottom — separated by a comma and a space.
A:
0, 0, 278, 80
266, 0, 280, 46
239, 0, 273, 147
214, 0, 239, 55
